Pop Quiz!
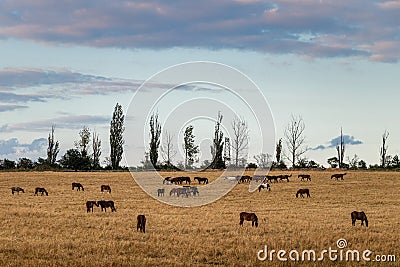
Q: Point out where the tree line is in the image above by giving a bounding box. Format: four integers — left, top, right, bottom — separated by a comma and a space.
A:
1, 105, 399, 171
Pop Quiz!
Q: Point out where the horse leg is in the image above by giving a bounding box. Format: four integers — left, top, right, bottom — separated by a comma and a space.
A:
239, 218, 244, 226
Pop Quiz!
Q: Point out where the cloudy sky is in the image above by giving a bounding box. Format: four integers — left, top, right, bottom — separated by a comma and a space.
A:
0, 0, 399, 167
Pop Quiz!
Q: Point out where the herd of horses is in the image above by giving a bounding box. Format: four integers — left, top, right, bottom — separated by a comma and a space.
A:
9, 171, 367, 232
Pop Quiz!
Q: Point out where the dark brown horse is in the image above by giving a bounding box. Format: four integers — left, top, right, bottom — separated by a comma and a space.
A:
194, 177, 209, 184
239, 212, 258, 227
101, 185, 112, 193
266, 175, 279, 183
331, 173, 347, 180
296, 188, 310, 198
279, 174, 292, 182
137, 214, 146, 233
298, 174, 311, 181
351, 211, 368, 227
11, 187, 24, 194
238, 175, 252, 184
72, 182, 84, 191
34, 187, 48, 196
86, 201, 98, 212
97, 200, 116, 212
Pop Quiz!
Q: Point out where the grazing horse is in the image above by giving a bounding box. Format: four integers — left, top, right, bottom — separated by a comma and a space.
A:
331, 173, 347, 180
181, 176, 191, 184
351, 211, 368, 227
97, 200, 116, 212
279, 174, 291, 182
239, 212, 258, 227
184, 186, 199, 196
157, 188, 165, 197
11, 187, 24, 195
258, 183, 271, 192
163, 177, 172, 184
86, 201, 99, 213
266, 175, 279, 183
169, 177, 183, 185
72, 182, 84, 191
34, 187, 48, 196
296, 188, 310, 198
101, 185, 112, 193
238, 175, 252, 184
298, 174, 311, 181
169, 188, 178, 196
194, 177, 209, 184
137, 214, 146, 233
252, 175, 266, 182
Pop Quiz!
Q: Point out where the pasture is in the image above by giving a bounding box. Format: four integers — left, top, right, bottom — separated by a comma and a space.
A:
0, 171, 399, 266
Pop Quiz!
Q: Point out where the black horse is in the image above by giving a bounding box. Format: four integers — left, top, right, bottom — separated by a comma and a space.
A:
72, 182, 84, 191
137, 214, 146, 233
194, 177, 209, 184
34, 187, 48, 196
11, 187, 25, 194
239, 212, 258, 227
157, 188, 165, 197
351, 211, 368, 227
97, 200, 116, 212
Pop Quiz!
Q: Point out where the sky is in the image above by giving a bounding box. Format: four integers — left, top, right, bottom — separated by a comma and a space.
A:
0, 0, 399, 167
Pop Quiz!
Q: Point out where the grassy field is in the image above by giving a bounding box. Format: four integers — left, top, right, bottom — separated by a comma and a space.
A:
0, 171, 399, 266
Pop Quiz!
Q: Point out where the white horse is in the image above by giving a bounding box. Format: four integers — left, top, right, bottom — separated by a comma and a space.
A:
224, 176, 240, 182
258, 183, 271, 192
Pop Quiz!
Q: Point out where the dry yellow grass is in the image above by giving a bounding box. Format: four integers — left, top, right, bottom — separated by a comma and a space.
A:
0, 171, 399, 266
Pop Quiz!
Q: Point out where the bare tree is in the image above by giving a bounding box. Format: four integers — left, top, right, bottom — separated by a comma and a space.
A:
92, 131, 102, 169
336, 127, 345, 168
254, 153, 272, 169
47, 125, 59, 166
75, 126, 90, 157
380, 130, 389, 168
284, 115, 308, 168
231, 117, 249, 167
161, 130, 176, 166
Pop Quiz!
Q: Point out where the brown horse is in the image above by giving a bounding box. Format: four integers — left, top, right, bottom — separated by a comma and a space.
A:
279, 174, 291, 182
97, 200, 116, 212
137, 214, 146, 233
11, 187, 24, 194
296, 188, 310, 198
86, 201, 98, 212
194, 177, 209, 184
101, 185, 112, 193
34, 187, 48, 196
331, 173, 347, 180
72, 182, 84, 191
351, 211, 368, 227
239, 212, 258, 227
266, 175, 279, 183
298, 174, 311, 181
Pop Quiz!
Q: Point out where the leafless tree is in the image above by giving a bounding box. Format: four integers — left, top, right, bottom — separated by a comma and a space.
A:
161, 130, 176, 166
284, 115, 308, 168
47, 125, 59, 165
336, 128, 345, 168
231, 117, 249, 167
254, 153, 272, 169
380, 130, 389, 168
